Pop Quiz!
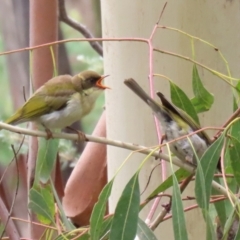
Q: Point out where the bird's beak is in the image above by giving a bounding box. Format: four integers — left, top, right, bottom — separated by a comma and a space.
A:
96, 75, 110, 89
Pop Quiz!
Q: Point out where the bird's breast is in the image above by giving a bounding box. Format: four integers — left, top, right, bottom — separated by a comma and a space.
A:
39, 91, 101, 129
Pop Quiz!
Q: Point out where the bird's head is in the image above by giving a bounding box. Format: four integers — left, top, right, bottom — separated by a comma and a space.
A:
75, 70, 110, 91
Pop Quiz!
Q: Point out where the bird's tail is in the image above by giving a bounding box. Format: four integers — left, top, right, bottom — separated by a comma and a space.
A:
124, 78, 164, 115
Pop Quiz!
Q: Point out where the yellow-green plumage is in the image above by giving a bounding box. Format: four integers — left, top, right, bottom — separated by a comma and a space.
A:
5, 70, 108, 129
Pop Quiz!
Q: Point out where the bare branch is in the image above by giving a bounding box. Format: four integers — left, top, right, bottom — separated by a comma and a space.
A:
58, 0, 103, 56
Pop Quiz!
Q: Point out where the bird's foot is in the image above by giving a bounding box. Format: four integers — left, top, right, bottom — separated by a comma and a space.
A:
155, 134, 166, 160
66, 127, 88, 142
45, 128, 53, 140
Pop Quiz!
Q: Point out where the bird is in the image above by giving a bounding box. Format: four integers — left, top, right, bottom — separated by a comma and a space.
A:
124, 78, 211, 166
3, 70, 109, 133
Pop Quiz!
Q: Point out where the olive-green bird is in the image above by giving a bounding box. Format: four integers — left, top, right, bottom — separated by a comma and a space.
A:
124, 78, 211, 166
4, 70, 109, 130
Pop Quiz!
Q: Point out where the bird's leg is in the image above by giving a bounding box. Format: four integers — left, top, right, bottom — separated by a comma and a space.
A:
155, 134, 167, 160
66, 126, 88, 142
41, 124, 53, 140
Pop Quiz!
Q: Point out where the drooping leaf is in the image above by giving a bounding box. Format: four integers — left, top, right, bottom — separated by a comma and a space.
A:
212, 178, 227, 227
50, 179, 75, 231
228, 136, 240, 186
235, 81, 240, 95
222, 208, 238, 240
146, 168, 191, 202
172, 174, 188, 240
137, 217, 158, 240
90, 180, 114, 240
109, 172, 140, 240
204, 210, 216, 240
99, 217, 113, 239
170, 81, 199, 124
36, 137, 59, 184
195, 133, 224, 209
191, 64, 214, 113
55, 231, 90, 240
28, 184, 55, 224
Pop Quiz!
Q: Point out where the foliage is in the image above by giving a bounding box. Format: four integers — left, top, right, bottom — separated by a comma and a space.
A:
1, 3, 240, 240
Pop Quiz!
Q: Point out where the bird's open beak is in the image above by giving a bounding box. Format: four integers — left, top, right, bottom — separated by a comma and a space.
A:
96, 75, 110, 89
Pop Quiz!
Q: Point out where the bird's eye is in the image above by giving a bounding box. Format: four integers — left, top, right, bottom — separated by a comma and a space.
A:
89, 77, 96, 83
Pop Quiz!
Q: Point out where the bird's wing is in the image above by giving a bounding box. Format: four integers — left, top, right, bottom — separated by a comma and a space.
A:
6, 76, 76, 125
156, 92, 211, 144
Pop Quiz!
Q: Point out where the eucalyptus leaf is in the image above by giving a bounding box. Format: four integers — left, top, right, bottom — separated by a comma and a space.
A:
228, 137, 240, 186
191, 64, 214, 113
172, 174, 188, 240
146, 168, 190, 201
28, 184, 55, 224
36, 137, 59, 184
137, 217, 158, 240
90, 180, 114, 240
109, 172, 140, 240
170, 81, 199, 124
195, 133, 224, 209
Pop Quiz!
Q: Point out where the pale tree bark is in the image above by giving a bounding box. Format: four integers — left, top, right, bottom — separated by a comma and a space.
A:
101, 0, 236, 239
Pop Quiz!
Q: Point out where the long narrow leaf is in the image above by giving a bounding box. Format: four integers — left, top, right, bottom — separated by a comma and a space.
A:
146, 168, 190, 201
28, 184, 55, 224
172, 174, 188, 240
170, 81, 199, 124
90, 180, 114, 240
36, 137, 59, 184
137, 217, 158, 240
228, 137, 240, 186
191, 64, 214, 113
204, 210, 216, 240
50, 179, 75, 231
195, 133, 224, 209
109, 172, 140, 240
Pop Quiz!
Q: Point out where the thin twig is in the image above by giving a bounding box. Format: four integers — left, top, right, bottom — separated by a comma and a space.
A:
153, 48, 238, 83
0, 122, 218, 172
162, 196, 227, 222
58, 0, 103, 56
0, 37, 148, 57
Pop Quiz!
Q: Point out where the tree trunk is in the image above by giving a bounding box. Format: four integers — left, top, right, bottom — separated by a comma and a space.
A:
101, 0, 235, 238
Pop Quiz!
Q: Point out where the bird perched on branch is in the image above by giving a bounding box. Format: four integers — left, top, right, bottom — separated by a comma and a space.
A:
3, 70, 109, 134
124, 78, 211, 166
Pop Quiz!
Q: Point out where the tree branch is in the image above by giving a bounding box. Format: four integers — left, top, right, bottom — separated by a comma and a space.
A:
58, 0, 103, 56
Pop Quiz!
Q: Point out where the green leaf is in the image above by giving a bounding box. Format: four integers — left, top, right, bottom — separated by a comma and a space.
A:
99, 217, 113, 239
50, 179, 75, 231
228, 137, 240, 186
212, 178, 227, 227
90, 180, 114, 240
170, 81, 199, 124
191, 64, 214, 113
28, 184, 55, 224
109, 172, 140, 240
146, 168, 191, 201
222, 207, 236, 240
36, 137, 59, 184
195, 158, 208, 210
195, 133, 224, 209
172, 174, 188, 240
204, 210, 216, 240
233, 221, 240, 240
55, 231, 90, 240
235, 81, 240, 95
137, 217, 158, 240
